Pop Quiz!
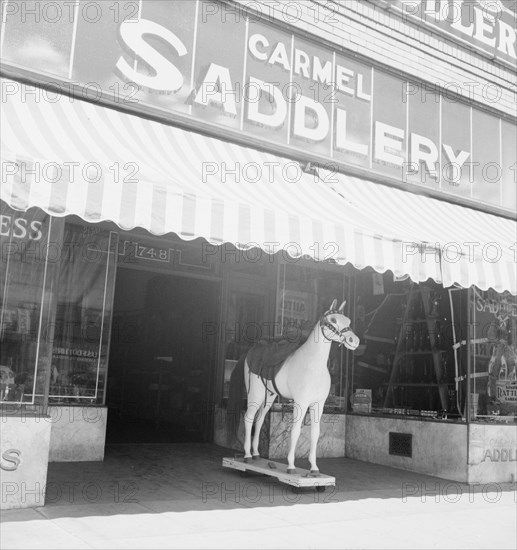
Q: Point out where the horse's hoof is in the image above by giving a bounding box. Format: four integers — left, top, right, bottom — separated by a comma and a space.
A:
287, 468, 296, 474
243, 456, 252, 463
310, 469, 320, 475
252, 455, 260, 460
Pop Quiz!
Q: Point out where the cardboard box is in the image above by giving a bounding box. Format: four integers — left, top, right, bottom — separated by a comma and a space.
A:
352, 389, 372, 413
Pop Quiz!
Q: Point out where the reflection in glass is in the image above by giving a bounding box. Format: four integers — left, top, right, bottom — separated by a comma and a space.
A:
1, 0, 74, 78
0, 202, 63, 407
48, 223, 117, 405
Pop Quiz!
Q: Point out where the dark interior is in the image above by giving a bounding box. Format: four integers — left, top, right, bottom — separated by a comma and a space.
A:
106, 268, 220, 444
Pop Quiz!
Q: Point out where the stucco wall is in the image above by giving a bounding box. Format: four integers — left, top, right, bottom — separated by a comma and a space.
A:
346, 414, 469, 482
468, 423, 517, 484
215, 407, 517, 483
48, 406, 107, 462
214, 406, 346, 459
268, 411, 346, 459
1, 415, 51, 509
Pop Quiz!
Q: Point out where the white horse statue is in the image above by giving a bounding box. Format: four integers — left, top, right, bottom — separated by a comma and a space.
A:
226, 299, 360, 474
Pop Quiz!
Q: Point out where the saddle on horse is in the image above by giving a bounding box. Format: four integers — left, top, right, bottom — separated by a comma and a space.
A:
246, 337, 305, 398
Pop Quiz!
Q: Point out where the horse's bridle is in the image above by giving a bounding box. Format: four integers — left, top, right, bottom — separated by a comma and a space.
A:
320, 310, 353, 345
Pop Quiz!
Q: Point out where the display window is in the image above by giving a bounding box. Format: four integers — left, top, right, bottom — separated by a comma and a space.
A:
274, 260, 353, 411
349, 269, 516, 424
468, 288, 517, 422
223, 289, 268, 398
349, 270, 459, 419
0, 202, 63, 408
48, 223, 117, 405
0, 209, 117, 409
220, 256, 354, 412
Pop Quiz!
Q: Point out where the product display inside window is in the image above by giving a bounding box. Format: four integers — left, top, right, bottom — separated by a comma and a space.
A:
48, 223, 117, 405
350, 271, 458, 419
0, 202, 63, 407
350, 271, 517, 423
469, 289, 516, 422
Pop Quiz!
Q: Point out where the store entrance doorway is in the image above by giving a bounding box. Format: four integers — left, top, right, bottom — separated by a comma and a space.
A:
105, 268, 220, 444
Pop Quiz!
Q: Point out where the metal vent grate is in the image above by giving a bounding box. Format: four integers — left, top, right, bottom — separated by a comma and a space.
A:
389, 432, 412, 457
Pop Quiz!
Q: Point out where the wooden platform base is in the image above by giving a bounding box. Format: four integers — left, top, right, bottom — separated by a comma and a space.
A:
222, 456, 335, 490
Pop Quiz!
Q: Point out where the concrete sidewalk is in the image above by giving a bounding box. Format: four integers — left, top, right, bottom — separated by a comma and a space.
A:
1, 443, 516, 549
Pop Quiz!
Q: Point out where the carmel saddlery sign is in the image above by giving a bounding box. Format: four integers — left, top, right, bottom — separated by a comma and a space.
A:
1, 0, 515, 213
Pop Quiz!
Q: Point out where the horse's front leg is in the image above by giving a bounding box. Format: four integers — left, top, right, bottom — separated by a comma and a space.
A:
287, 402, 308, 473
308, 400, 325, 473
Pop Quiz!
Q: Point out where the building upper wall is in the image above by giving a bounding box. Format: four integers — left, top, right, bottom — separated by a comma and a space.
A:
231, 0, 516, 119
1, 0, 515, 215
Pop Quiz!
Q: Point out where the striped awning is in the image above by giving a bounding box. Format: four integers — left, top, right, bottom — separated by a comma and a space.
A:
323, 173, 517, 295
1, 78, 515, 294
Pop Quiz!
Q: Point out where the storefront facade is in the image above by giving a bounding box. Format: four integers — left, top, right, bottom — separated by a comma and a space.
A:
1, 0, 516, 509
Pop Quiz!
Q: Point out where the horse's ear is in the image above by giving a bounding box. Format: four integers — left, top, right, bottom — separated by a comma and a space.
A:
338, 300, 347, 312
329, 299, 337, 311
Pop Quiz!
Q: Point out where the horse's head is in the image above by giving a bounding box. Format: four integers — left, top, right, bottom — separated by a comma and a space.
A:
320, 299, 360, 350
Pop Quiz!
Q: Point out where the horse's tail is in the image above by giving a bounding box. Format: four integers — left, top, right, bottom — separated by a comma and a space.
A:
226, 352, 247, 446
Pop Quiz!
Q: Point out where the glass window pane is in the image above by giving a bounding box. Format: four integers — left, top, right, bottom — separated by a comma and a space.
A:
48, 223, 117, 405
350, 272, 458, 419
470, 289, 517, 422
1, 0, 75, 78
0, 201, 62, 407
275, 261, 349, 409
